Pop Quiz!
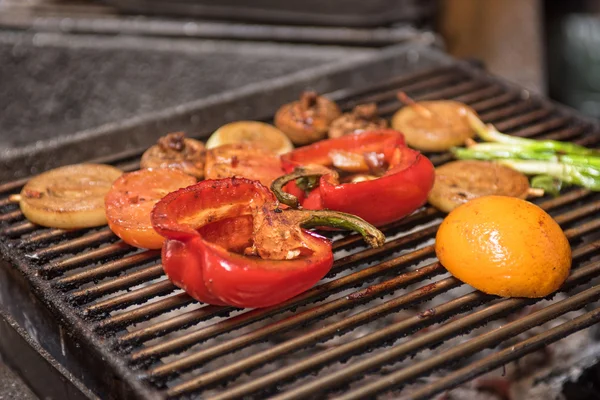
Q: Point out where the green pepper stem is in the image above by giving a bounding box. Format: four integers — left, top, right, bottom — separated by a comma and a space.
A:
271, 167, 327, 208
299, 210, 386, 248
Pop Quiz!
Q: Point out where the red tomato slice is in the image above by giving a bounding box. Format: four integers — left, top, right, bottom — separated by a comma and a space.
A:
205, 143, 284, 187
105, 168, 196, 249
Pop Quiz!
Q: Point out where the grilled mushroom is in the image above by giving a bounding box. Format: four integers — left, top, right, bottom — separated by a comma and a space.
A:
274, 91, 341, 145
428, 160, 532, 213
391, 93, 477, 152
140, 132, 205, 179
328, 103, 388, 139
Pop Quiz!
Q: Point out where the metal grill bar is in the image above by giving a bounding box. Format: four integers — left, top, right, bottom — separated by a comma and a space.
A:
148, 199, 600, 383
351, 72, 463, 106
97, 293, 199, 333
336, 282, 600, 400
0, 209, 22, 222
85, 279, 178, 317
108, 208, 441, 345
328, 66, 458, 103
22, 228, 70, 245
451, 84, 503, 104
478, 101, 536, 122
513, 117, 575, 138
122, 190, 589, 361
42, 242, 132, 277
114, 303, 235, 346
148, 262, 447, 381
129, 244, 437, 363
68, 264, 165, 305
207, 255, 600, 400
405, 306, 600, 400
0, 197, 14, 207
156, 196, 600, 398
31, 228, 116, 260
494, 109, 553, 132
543, 125, 587, 141
378, 81, 491, 116
0, 177, 29, 194
1, 221, 37, 237
54, 250, 160, 290
468, 91, 520, 112
332, 207, 440, 250
1, 59, 600, 400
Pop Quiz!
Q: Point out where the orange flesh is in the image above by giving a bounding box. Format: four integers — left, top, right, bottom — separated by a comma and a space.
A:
435, 196, 571, 298
105, 169, 196, 249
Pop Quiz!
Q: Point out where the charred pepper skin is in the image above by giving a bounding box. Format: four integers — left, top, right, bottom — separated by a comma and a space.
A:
151, 178, 384, 308
277, 130, 436, 227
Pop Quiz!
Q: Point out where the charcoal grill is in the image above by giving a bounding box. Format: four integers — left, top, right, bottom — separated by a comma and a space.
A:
2, 43, 600, 400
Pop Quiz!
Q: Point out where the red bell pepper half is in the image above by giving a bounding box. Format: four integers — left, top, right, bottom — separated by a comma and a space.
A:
275, 130, 435, 227
151, 177, 384, 308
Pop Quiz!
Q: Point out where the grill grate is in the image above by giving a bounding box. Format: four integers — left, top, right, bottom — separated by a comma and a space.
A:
2, 62, 600, 400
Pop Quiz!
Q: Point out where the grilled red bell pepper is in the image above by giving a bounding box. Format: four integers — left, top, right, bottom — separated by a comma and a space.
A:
275, 130, 435, 227
151, 177, 384, 308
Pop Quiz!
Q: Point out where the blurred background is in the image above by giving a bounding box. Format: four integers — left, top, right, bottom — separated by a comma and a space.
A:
2, 0, 600, 116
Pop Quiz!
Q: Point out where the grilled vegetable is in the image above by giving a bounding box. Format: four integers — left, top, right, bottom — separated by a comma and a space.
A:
275, 130, 435, 227
151, 177, 384, 308
468, 114, 598, 156
206, 121, 293, 155
204, 143, 285, 187
451, 115, 600, 192
140, 132, 206, 179
18, 163, 122, 229
105, 168, 196, 249
391, 94, 477, 152
427, 160, 531, 213
274, 91, 341, 145
328, 103, 388, 139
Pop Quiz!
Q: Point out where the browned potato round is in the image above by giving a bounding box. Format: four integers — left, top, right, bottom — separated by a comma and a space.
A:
391, 100, 477, 152
140, 132, 206, 179
428, 160, 530, 213
274, 91, 341, 145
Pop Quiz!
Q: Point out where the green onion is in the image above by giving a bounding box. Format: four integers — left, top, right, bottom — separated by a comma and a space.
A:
530, 175, 564, 197
467, 114, 598, 156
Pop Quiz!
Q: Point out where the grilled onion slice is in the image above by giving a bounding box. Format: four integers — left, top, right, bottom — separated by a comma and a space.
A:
428, 160, 530, 213
19, 163, 123, 229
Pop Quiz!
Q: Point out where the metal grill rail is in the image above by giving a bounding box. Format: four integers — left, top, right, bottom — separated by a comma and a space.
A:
1, 62, 600, 400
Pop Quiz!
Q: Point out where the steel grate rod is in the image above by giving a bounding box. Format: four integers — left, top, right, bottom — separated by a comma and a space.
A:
405, 306, 600, 400
208, 258, 600, 400
86, 280, 179, 317
128, 244, 437, 362
31, 228, 116, 260
42, 241, 133, 277
159, 224, 600, 399
68, 264, 166, 305
148, 199, 600, 383
147, 262, 448, 381
336, 282, 600, 400
53, 250, 160, 290
97, 293, 200, 334
124, 187, 589, 359
328, 66, 458, 103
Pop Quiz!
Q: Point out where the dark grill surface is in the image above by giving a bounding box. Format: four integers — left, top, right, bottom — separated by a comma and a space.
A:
2, 64, 600, 400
